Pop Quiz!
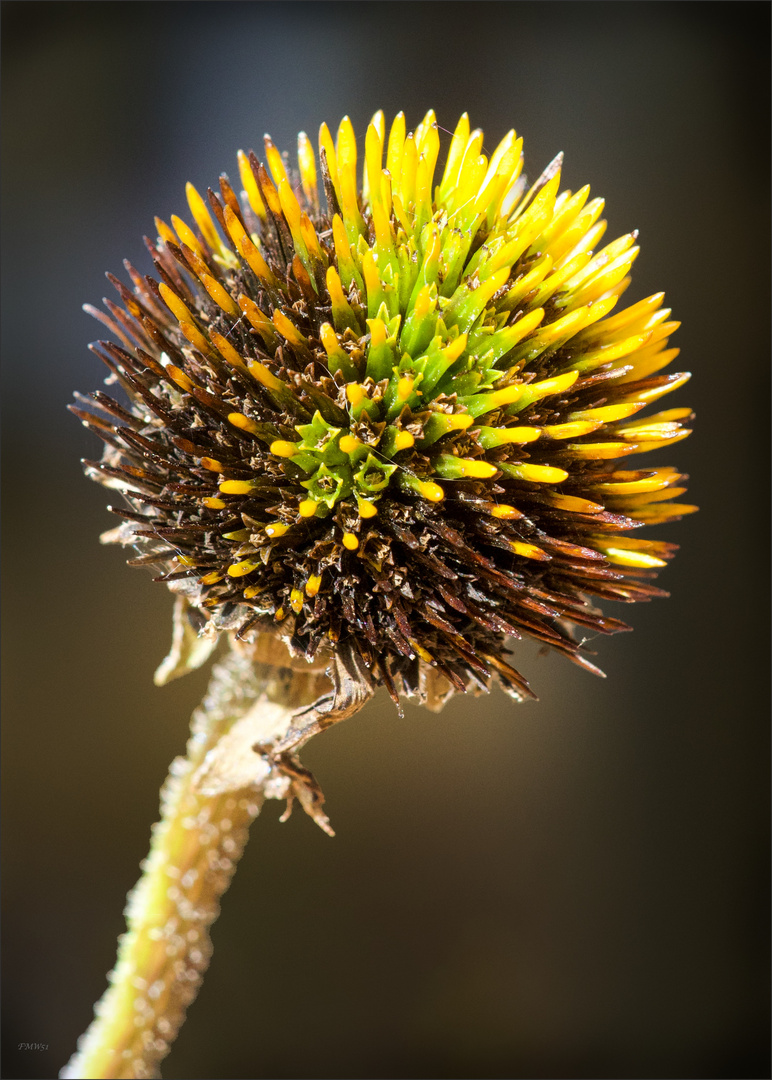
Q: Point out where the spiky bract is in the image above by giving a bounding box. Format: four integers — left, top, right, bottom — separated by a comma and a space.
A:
74, 110, 694, 705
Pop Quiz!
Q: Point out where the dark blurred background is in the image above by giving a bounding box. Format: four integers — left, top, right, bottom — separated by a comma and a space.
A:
2, 3, 769, 1078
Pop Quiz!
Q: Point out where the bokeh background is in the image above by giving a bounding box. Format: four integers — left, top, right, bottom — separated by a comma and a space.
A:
2, 3, 769, 1078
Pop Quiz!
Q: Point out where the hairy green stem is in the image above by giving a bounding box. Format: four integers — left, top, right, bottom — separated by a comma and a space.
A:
61, 640, 327, 1079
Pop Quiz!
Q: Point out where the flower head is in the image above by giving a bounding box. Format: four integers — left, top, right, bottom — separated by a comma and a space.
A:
74, 110, 695, 706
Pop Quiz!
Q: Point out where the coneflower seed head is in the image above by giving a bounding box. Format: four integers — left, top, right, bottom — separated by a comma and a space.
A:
74, 110, 695, 708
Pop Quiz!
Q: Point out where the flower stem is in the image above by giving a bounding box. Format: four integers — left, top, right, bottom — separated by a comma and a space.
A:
61, 638, 329, 1080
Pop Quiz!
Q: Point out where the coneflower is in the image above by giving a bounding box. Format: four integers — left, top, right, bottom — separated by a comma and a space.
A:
64, 110, 694, 1079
